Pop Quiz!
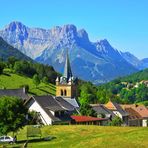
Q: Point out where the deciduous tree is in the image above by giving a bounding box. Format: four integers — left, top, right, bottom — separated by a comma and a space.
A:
0, 96, 28, 135
33, 74, 40, 88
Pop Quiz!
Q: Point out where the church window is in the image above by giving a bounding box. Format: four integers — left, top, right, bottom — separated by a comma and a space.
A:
64, 90, 67, 96
61, 90, 63, 96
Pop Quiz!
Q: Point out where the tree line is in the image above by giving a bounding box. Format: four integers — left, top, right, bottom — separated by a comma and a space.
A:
0, 56, 60, 84
78, 68, 148, 107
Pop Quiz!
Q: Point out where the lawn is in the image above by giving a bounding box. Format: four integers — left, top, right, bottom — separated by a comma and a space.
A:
0, 69, 56, 96
1, 125, 148, 148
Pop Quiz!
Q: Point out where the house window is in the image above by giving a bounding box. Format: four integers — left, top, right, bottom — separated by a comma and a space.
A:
61, 111, 65, 116
55, 111, 60, 117
61, 90, 63, 96
64, 90, 67, 96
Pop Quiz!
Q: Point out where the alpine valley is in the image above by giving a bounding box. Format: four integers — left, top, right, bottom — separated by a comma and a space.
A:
0, 21, 147, 84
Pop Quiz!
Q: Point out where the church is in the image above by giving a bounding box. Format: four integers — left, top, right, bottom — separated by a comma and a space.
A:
55, 51, 79, 108
25, 51, 79, 125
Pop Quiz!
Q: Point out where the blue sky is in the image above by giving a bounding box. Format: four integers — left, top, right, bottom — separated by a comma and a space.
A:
0, 0, 148, 59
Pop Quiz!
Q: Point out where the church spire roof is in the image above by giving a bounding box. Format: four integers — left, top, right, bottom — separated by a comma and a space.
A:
63, 49, 73, 81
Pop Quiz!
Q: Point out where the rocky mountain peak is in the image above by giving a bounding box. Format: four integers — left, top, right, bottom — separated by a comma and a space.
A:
95, 39, 113, 53
3, 21, 28, 44
61, 24, 78, 40
77, 29, 89, 42
4, 21, 27, 32
99, 39, 110, 45
62, 24, 77, 33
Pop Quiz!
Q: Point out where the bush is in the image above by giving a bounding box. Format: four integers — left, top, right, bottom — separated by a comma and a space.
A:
109, 116, 123, 126
28, 111, 43, 125
0, 62, 5, 74
42, 76, 49, 84
80, 103, 97, 117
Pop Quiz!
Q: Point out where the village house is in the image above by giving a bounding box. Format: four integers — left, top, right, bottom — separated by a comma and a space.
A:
0, 87, 29, 101
105, 100, 129, 126
124, 107, 142, 126
140, 80, 148, 87
25, 95, 76, 125
135, 105, 148, 126
90, 104, 116, 122
122, 104, 148, 127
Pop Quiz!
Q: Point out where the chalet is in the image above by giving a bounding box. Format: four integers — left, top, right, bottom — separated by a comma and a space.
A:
105, 100, 129, 125
122, 104, 148, 127
124, 108, 142, 126
25, 95, 77, 125
90, 104, 116, 121
134, 105, 148, 127
0, 87, 29, 100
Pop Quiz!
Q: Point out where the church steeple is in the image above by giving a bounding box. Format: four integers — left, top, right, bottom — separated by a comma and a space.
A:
56, 49, 76, 99
63, 50, 72, 82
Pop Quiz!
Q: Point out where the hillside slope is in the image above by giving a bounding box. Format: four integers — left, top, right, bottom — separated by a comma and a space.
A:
0, 69, 56, 96
117, 68, 148, 82
97, 68, 148, 104
0, 37, 32, 61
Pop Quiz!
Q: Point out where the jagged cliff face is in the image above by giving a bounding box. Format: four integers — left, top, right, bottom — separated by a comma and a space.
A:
0, 21, 141, 84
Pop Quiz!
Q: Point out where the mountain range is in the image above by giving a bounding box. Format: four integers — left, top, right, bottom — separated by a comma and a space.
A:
0, 21, 147, 84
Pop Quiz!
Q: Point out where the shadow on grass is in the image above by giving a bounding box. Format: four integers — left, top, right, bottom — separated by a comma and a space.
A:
39, 85, 56, 91
3, 73, 11, 76
17, 136, 56, 144
28, 91, 36, 96
38, 88, 50, 94
38, 88, 55, 95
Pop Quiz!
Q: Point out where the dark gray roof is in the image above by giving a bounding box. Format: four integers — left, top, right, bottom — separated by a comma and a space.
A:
26, 95, 74, 122
112, 102, 129, 116
91, 104, 116, 118
33, 96, 65, 112
0, 88, 29, 100
55, 97, 75, 111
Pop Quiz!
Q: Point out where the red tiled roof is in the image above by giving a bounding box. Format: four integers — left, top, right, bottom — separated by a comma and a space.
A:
133, 106, 148, 118
71, 115, 105, 122
125, 108, 142, 120
122, 104, 148, 118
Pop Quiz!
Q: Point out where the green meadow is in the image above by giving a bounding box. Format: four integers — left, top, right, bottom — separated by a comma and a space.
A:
0, 69, 56, 96
1, 125, 148, 148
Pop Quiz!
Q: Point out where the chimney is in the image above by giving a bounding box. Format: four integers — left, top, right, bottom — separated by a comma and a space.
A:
23, 87, 26, 94
135, 104, 138, 108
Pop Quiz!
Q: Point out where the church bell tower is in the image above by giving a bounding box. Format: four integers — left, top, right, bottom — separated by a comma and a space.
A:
56, 50, 76, 98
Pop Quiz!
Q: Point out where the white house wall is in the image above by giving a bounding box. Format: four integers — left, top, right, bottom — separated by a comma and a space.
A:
51, 110, 55, 116
28, 100, 52, 125
113, 111, 122, 119
142, 119, 148, 127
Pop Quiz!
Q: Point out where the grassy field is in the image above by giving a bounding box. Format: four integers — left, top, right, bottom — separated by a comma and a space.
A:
1, 125, 148, 148
0, 69, 56, 96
